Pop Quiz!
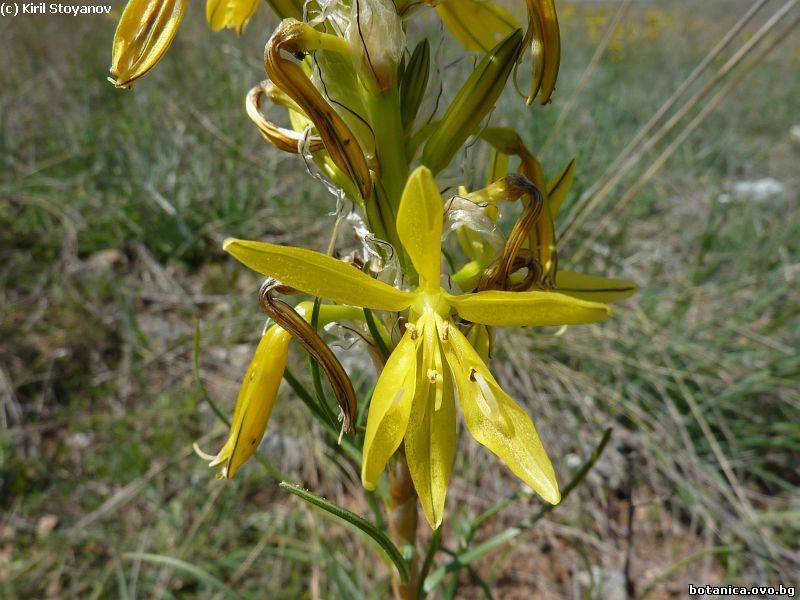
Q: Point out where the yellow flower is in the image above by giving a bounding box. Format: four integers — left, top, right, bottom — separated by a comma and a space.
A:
208, 301, 362, 478
109, 0, 188, 89
224, 166, 634, 527
209, 322, 291, 479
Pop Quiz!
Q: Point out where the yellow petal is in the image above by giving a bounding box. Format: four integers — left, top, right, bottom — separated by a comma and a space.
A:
210, 325, 290, 478
206, 0, 259, 34
223, 238, 414, 312
466, 324, 492, 364
442, 322, 559, 504
555, 271, 638, 303
547, 157, 576, 217
405, 314, 456, 528
110, 0, 187, 89
396, 167, 443, 290
361, 329, 419, 489
436, 0, 521, 53
448, 289, 611, 327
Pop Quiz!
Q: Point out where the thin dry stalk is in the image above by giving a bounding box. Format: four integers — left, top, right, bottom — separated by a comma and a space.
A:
559, 0, 769, 231
558, 0, 797, 246
573, 13, 800, 264
539, 0, 633, 155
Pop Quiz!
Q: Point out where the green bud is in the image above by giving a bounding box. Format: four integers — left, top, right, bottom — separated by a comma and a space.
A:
400, 39, 430, 130
422, 29, 523, 175
264, 0, 303, 20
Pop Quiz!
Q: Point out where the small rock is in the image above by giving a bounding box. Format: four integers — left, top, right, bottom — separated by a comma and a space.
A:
36, 515, 59, 539
578, 566, 627, 600
726, 178, 786, 202
790, 124, 800, 146
66, 432, 91, 450
85, 249, 127, 273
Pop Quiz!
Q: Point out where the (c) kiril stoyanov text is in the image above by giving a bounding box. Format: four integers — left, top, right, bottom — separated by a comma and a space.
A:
18, 2, 111, 15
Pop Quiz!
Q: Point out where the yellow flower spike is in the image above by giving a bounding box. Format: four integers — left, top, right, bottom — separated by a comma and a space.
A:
448, 289, 611, 327
206, 0, 259, 35
555, 271, 638, 304
361, 329, 419, 490
404, 313, 457, 529
223, 239, 414, 311
209, 324, 291, 478
441, 320, 560, 504
396, 167, 444, 289
109, 0, 187, 89
435, 0, 520, 53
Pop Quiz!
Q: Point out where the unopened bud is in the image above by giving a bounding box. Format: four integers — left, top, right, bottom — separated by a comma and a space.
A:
109, 0, 187, 89
423, 29, 523, 175
399, 39, 431, 129
206, 0, 259, 35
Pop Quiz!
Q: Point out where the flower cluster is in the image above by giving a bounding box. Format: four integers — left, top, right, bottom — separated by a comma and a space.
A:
109, 0, 636, 533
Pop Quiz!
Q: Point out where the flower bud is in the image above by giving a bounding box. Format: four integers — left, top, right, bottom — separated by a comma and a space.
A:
399, 39, 430, 129
522, 0, 561, 105
206, 0, 260, 35
422, 29, 523, 175
209, 324, 291, 479
109, 0, 187, 89
346, 0, 405, 94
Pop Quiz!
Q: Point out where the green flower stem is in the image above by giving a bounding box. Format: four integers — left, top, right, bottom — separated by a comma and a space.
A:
367, 87, 408, 210
366, 87, 414, 277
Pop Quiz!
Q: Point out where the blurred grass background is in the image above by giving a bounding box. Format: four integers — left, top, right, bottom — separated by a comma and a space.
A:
1, 0, 799, 597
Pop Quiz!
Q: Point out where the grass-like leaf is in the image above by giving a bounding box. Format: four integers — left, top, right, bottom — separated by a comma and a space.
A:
123, 552, 241, 599
280, 482, 410, 584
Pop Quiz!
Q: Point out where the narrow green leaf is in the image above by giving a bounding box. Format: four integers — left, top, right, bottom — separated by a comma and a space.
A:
280, 482, 410, 584
113, 557, 130, 600
364, 308, 391, 362
416, 527, 442, 599
123, 553, 241, 600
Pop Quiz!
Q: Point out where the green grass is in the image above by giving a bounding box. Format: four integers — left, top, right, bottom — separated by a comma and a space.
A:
2, 1, 799, 597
